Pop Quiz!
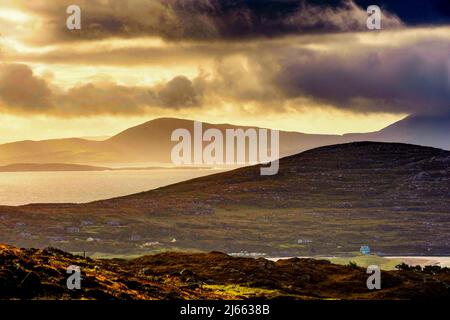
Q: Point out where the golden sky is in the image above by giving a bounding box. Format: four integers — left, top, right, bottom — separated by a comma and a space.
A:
1, 0, 449, 143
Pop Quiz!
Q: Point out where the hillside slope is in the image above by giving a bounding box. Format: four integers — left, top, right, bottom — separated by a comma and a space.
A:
0, 142, 449, 256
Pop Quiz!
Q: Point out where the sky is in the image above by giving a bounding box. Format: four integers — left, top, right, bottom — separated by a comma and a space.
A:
0, 0, 449, 143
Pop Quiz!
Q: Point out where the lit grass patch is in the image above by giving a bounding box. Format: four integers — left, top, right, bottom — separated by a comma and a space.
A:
204, 284, 280, 298
329, 254, 403, 270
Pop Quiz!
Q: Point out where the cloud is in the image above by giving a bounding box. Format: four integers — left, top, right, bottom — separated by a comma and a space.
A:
16, 0, 402, 44
270, 40, 450, 115
0, 64, 54, 112
0, 64, 203, 116
354, 0, 450, 25
2, 33, 450, 119
2, 28, 450, 118
158, 76, 202, 107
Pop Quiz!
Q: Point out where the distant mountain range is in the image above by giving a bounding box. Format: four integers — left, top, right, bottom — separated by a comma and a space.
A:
345, 114, 450, 150
0, 163, 109, 172
0, 114, 448, 165
0, 163, 211, 172
1, 142, 449, 256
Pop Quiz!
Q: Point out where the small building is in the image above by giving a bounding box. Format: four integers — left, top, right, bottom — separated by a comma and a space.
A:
140, 241, 160, 248
360, 245, 371, 255
67, 227, 80, 234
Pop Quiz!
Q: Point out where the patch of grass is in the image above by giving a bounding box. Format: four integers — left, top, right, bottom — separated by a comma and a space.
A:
203, 284, 280, 298
330, 254, 403, 270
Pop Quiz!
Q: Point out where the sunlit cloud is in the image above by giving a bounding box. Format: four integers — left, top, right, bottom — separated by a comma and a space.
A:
0, 8, 31, 23
0, 0, 448, 140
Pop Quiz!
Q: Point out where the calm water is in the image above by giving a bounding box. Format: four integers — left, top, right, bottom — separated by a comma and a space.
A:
0, 169, 223, 206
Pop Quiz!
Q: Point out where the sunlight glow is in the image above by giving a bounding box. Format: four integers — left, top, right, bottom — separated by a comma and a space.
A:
0, 8, 30, 23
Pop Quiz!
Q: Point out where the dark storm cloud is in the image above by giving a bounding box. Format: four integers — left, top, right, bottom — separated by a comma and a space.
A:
21, 0, 402, 44
354, 0, 450, 25
272, 41, 450, 115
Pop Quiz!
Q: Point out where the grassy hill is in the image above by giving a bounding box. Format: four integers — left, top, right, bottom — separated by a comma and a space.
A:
0, 142, 449, 256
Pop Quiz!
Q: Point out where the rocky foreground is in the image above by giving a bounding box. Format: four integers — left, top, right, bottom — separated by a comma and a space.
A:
0, 244, 449, 300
